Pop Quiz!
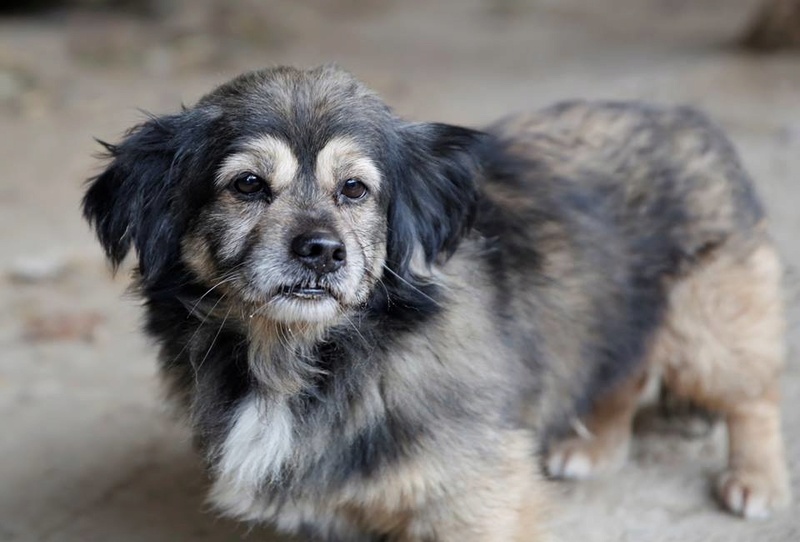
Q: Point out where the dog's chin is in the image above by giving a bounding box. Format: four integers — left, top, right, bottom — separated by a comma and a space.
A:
259, 287, 344, 324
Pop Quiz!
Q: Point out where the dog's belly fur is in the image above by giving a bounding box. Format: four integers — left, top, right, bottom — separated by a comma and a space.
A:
84, 66, 784, 540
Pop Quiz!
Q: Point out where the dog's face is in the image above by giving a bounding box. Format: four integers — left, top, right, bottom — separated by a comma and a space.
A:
183, 132, 388, 323
83, 66, 484, 326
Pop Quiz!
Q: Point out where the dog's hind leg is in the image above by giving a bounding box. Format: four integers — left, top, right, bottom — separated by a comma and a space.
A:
546, 367, 647, 480
652, 240, 791, 519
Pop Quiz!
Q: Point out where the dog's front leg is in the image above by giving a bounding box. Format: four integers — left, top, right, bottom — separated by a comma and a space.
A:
393, 433, 552, 542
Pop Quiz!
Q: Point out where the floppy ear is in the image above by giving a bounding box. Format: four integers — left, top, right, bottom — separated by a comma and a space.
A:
386, 122, 485, 275
82, 113, 194, 284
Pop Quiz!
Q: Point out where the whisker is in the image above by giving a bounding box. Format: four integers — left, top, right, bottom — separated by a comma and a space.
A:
364, 266, 390, 300
181, 261, 248, 318
341, 312, 368, 344
187, 275, 238, 318
194, 303, 233, 382
351, 234, 390, 302
248, 301, 272, 319
171, 292, 228, 369
146, 261, 248, 293
381, 264, 441, 307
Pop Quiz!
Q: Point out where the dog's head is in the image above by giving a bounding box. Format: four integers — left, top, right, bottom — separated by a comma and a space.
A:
83, 66, 484, 326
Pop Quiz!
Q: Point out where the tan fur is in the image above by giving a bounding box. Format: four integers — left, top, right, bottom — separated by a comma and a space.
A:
654, 239, 791, 517
549, 237, 791, 518
655, 240, 785, 406
215, 135, 299, 192
339, 431, 550, 541
315, 136, 383, 195
547, 369, 647, 479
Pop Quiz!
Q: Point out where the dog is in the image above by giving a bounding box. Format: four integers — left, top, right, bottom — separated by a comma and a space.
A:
82, 65, 791, 540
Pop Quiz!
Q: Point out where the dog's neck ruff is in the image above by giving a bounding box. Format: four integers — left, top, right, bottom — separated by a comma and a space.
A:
244, 316, 335, 396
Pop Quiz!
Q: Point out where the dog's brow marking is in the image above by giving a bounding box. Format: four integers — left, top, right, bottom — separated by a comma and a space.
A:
316, 137, 382, 194
216, 136, 298, 192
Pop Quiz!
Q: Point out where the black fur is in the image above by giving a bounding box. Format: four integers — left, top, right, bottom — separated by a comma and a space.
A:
386, 122, 486, 273
82, 109, 224, 285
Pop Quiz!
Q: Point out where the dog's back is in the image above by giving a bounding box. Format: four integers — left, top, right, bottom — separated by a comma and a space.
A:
487, 101, 765, 262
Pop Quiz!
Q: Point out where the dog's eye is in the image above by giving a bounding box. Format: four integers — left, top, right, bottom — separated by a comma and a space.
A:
232, 172, 267, 196
340, 178, 367, 200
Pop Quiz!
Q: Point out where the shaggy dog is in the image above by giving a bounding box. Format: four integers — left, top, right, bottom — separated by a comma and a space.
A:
83, 65, 790, 541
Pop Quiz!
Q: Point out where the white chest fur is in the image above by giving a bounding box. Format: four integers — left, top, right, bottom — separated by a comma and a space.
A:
208, 394, 295, 521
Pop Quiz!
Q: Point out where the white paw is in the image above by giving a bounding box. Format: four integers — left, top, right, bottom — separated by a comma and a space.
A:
717, 469, 791, 520
546, 446, 594, 480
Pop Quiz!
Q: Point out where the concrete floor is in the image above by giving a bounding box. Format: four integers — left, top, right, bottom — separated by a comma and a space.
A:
1, 0, 798, 540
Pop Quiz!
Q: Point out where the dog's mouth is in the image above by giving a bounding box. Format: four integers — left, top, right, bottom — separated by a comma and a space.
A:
256, 281, 344, 323
273, 282, 339, 301
278, 284, 330, 299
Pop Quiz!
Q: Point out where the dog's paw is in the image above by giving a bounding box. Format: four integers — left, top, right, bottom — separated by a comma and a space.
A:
717, 468, 791, 519
545, 436, 628, 480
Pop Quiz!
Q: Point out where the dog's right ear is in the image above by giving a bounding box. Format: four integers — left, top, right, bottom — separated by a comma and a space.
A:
385, 122, 486, 277
82, 113, 192, 283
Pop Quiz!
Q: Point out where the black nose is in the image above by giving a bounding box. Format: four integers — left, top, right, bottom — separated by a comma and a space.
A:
291, 231, 347, 274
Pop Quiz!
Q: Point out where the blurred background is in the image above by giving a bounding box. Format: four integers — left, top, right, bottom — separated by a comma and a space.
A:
1, 1, 799, 540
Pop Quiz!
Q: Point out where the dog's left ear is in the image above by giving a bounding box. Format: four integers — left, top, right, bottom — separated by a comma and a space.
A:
387, 122, 486, 274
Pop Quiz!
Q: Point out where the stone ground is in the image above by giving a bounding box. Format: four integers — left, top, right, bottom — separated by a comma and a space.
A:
0, 0, 799, 540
